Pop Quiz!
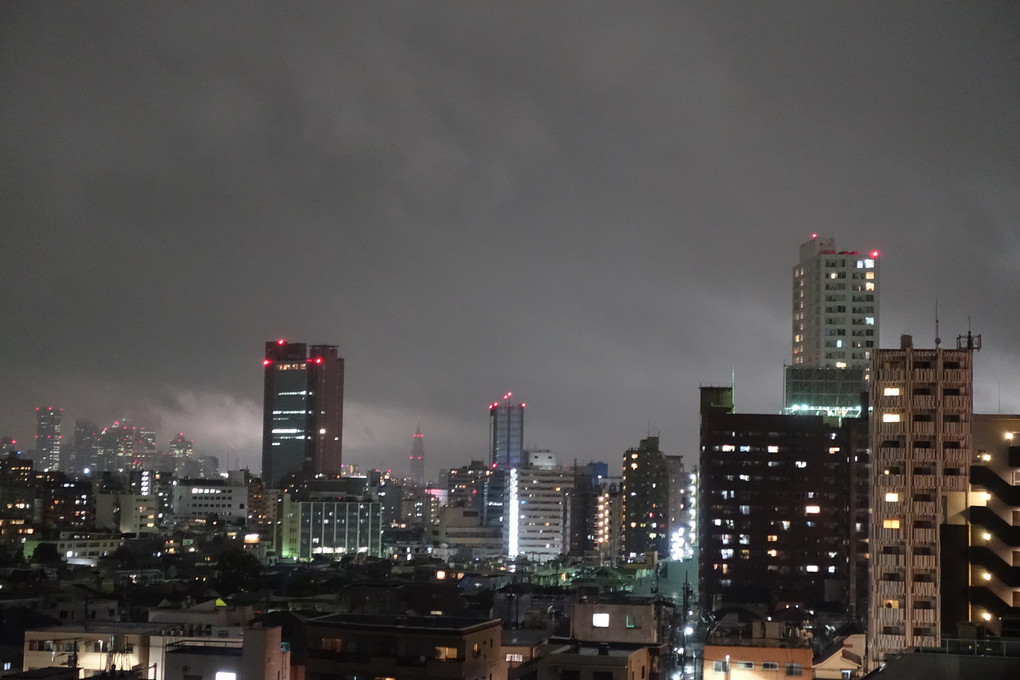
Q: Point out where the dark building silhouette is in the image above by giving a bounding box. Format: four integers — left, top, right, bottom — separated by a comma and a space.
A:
621, 435, 669, 558
262, 339, 344, 488
699, 386, 863, 614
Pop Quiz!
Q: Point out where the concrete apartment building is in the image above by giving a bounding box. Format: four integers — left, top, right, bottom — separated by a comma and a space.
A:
868, 335, 973, 666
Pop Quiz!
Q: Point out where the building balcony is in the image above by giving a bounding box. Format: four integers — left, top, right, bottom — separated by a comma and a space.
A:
911, 608, 938, 624
911, 581, 937, 597
943, 422, 967, 435
875, 606, 904, 623
912, 501, 937, 517
911, 396, 937, 410
878, 422, 907, 435
911, 422, 936, 435
875, 553, 904, 568
944, 369, 966, 383
912, 474, 937, 489
912, 528, 937, 544
911, 553, 936, 570
876, 474, 906, 488
942, 395, 970, 411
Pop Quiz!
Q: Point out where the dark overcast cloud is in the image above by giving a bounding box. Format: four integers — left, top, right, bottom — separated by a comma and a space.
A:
2, 2, 1018, 478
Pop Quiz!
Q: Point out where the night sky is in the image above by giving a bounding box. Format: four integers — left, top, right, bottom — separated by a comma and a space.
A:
2, 3, 1018, 479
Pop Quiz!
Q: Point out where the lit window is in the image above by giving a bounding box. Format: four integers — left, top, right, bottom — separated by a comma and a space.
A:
885, 493, 899, 502
882, 413, 900, 423
883, 519, 900, 529
767, 535, 778, 542
767, 549, 778, 557
592, 613, 610, 628
215, 674, 237, 680
806, 565, 818, 573
805, 505, 820, 514
767, 445, 779, 453
884, 387, 900, 396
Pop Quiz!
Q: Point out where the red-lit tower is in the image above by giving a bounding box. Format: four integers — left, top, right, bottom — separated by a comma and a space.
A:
409, 424, 425, 486
261, 339, 344, 488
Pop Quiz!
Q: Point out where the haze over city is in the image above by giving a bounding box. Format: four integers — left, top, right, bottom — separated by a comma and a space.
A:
2, 3, 1018, 478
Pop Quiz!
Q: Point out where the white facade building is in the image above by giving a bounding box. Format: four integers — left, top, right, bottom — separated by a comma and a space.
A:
505, 451, 573, 562
172, 481, 247, 522
792, 235, 880, 370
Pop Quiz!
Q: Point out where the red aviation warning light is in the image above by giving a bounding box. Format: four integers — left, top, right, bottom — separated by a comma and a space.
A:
871, 250, 879, 257
263, 359, 272, 366
277, 338, 286, 345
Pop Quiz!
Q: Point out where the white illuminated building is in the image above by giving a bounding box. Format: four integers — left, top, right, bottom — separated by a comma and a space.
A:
792, 234, 879, 371
505, 450, 573, 562
171, 480, 248, 523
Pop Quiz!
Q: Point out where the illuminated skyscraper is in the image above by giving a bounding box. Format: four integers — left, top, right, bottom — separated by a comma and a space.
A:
262, 339, 344, 488
489, 393, 524, 469
484, 393, 525, 526
787, 235, 880, 419
34, 407, 63, 472
792, 235, 880, 369
409, 425, 425, 486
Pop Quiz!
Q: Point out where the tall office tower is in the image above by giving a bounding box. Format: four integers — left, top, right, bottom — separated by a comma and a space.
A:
261, 340, 344, 488
787, 235, 879, 418
868, 335, 973, 667
504, 450, 573, 562
699, 386, 860, 613
489, 393, 525, 469
34, 407, 63, 472
621, 436, 669, 558
484, 393, 525, 526
965, 414, 1020, 636
71, 420, 99, 473
409, 425, 425, 486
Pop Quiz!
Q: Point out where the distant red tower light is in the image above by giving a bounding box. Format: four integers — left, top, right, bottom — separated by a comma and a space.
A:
263, 359, 272, 366
277, 338, 286, 345
871, 250, 880, 257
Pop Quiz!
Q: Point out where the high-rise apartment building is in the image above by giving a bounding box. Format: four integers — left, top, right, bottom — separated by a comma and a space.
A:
409, 425, 425, 486
792, 235, 880, 370
34, 407, 63, 472
868, 335, 973, 666
787, 235, 879, 419
262, 340, 345, 488
699, 386, 862, 613
621, 436, 669, 558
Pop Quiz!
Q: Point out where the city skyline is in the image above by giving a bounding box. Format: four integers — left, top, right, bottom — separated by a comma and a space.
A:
2, 4, 1018, 477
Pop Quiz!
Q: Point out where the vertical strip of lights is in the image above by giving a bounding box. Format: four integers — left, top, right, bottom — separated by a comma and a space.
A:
508, 468, 519, 558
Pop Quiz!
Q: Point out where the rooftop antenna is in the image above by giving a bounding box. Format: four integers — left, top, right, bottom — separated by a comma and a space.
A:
934, 297, 941, 347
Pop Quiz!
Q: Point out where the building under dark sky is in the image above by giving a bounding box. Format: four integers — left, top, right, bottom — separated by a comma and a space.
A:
261, 340, 344, 488
699, 386, 864, 613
